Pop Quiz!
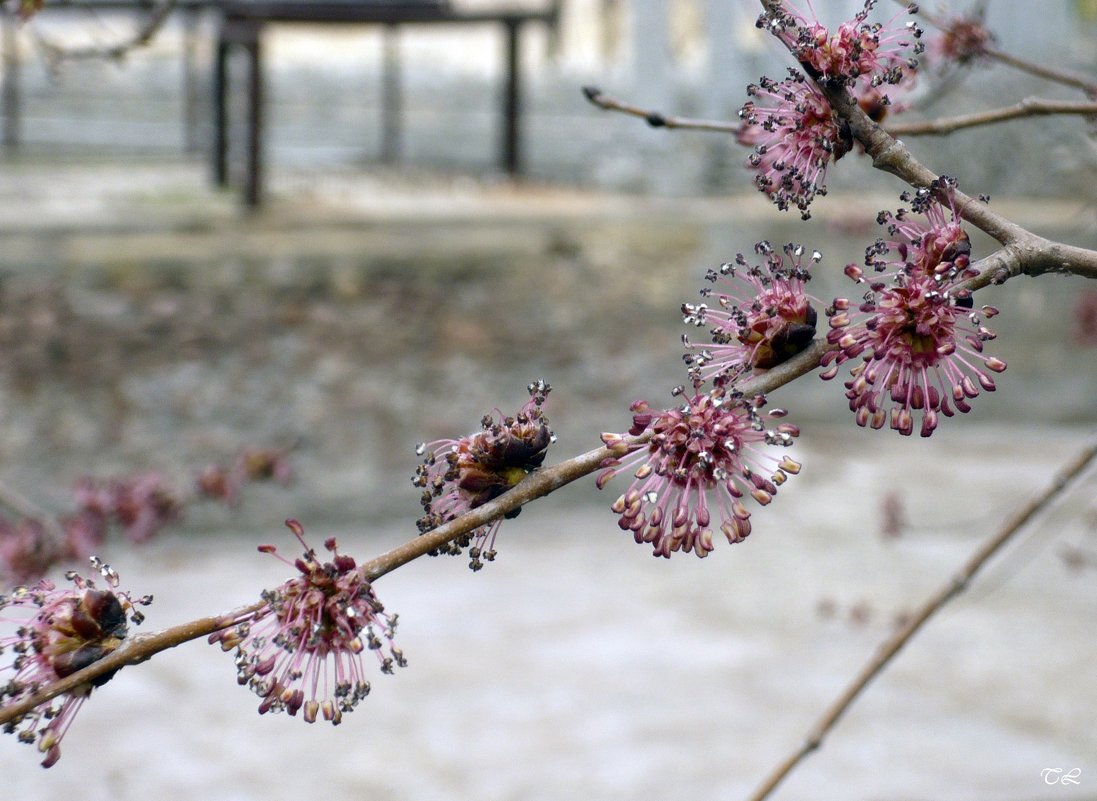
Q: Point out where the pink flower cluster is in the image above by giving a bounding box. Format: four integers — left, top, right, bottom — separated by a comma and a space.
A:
75, 472, 183, 546
0, 515, 104, 588
737, 72, 852, 219
210, 520, 404, 725
822, 180, 1006, 436
598, 389, 800, 559
759, 0, 923, 87
924, 9, 995, 69
0, 447, 294, 584
683, 240, 819, 383
412, 380, 553, 571
741, 2, 922, 218
0, 558, 151, 767
194, 447, 294, 508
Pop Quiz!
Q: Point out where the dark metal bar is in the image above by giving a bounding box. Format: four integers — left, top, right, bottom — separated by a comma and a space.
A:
212, 26, 230, 185
501, 17, 520, 175
244, 26, 263, 208
380, 21, 401, 164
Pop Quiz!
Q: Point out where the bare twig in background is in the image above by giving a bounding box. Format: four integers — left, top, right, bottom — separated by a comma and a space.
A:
908, 0, 1097, 96
886, 97, 1097, 136
582, 85, 741, 135
583, 83, 1097, 286
744, 435, 1097, 801
982, 46, 1097, 97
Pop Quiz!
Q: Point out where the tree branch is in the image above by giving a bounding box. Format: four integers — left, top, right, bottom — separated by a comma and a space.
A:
0, 599, 266, 728
581, 68, 1097, 285
0, 339, 834, 722
886, 98, 1097, 136
582, 85, 741, 135
983, 46, 1097, 97
908, 1, 1097, 96
745, 435, 1097, 801
961, 241, 1097, 294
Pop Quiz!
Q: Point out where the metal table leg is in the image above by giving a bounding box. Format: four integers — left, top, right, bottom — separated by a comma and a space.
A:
212, 25, 230, 186
244, 27, 263, 208
501, 17, 521, 175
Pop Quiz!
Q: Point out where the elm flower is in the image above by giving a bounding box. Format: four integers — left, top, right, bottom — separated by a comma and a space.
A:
412, 380, 553, 571
822, 186, 1005, 436
75, 472, 183, 545
683, 240, 819, 383
924, 8, 994, 69
209, 519, 405, 725
854, 179, 973, 282
238, 447, 295, 485
195, 462, 243, 507
758, 0, 923, 88
0, 518, 62, 585
597, 389, 801, 559
738, 71, 853, 219
196, 447, 295, 507
0, 558, 150, 767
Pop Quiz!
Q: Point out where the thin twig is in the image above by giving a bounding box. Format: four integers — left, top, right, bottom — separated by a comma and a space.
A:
0, 340, 833, 721
983, 46, 1097, 98
907, 0, 1097, 96
0, 599, 266, 727
745, 435, 1097, 801
886, 98, 1097, 136
582, 85, 741, 135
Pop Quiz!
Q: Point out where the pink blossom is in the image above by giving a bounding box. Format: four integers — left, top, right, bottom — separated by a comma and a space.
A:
0, 517, 61, 585
683, 240, 819, 383
758, 0, 923, 88
597, 389, 800, 558
75, 473, 183, 545
413, 380, 553, 571
923, 9, 995, 69
738, 71, 851, 219
0, 558, 150, 767
822, 183, 1006, 436
210, 520, 405, 725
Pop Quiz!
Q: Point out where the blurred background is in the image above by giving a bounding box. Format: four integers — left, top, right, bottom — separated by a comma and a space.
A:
1, 1, 1095, 799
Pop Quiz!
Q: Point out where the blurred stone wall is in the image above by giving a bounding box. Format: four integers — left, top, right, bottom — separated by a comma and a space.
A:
1, 172, 1094, 527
